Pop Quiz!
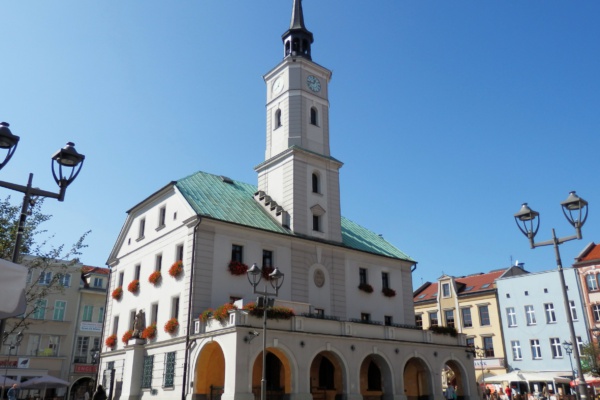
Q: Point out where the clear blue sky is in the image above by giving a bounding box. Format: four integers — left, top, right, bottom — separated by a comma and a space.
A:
1, 1, 599, 289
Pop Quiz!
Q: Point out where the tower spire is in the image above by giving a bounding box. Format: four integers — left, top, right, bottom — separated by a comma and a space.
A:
281, 0, 314, 60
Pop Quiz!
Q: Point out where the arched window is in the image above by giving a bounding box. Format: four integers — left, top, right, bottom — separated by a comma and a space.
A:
274, 109, 282, 129
312, 173, 319, 193
367, 361, 382, 391
310, 107, 318, 126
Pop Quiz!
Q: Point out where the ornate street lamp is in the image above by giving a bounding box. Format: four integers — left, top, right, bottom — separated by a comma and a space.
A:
466, 346, 487, 395
247, 263, 284, 400
1, 330, 24, 399
514, 191, 589, 400
563, 341, 575, 379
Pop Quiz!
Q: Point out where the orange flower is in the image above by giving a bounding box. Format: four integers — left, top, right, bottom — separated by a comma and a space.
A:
164, 318, 179, 334
122, 330, 133, 343
105, 334, 117, 348
169, 261, 183, 278
112, 287, 123, 300
127, 280, 140, 293
148, 271, 161, 285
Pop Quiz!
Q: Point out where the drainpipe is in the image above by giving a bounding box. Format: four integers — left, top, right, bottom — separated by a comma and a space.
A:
182, 216, 202, 400
98, 266, 112, 390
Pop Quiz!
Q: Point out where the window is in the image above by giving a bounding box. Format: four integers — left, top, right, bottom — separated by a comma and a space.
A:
359, 268, 367, 285
314, 308, 325, 318
155, 254, 163, 272
27, 334, 40, 356
361, 313, 371, 322
312, 173, 319, 193
119, 272, 124, 287
384, 316, 392, 326
442, 283, 451, 298
75, 336, 90, 363
53, 301, 66, 321
177, 244, 184, 261
59, 273, 71, 287
231, 245, 243, 263
112, 316, 119, 335
98, 307, 104, 323
429, 312, 438, 327
38, 271, 52, 285
461, 308, 473, 328
570, 300, 578, 321
135, 264, 141, 281
506, 307, 517, 327
483, 337, 494, 357
172, 297, 180, 320
310, 107, 318, 125
164, 352, 176, 388
531, 339, 542, 359
274, 109, 282, 129
49, 335, 60, 356
525, 305, 537, 325
33, 299, 47, 320
93, 277, 103, 288
151, 303, 158, 325
593, 305, 600, 322
550, 338, 562, 358
141, 355, 154, 389
466, 337, 475, 348
83, 305, 93, 322
415, 314, 423, 328
130, 310, 137, 330
511, 340, 522, 360
587, 274, 599, 291
382, 272, 390, 290
577, 336, 584, 355
312, 215, 320, 231
27, 269, 32, 284
138, 218, 146, 239
479, 305, 490, 326
545, 303, 556, 323
263, 250, 273, 268
158, 206, 166, 228
444, 310, 455, 328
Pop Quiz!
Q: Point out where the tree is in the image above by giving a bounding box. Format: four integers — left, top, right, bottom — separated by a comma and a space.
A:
0, 196, 90, 335
579, 341, 600, 376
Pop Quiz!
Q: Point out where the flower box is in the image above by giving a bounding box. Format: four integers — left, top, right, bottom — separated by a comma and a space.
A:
105, 334, 117, 348
169, 260, 183, 278
164, 318, 179, 334
141, 324, 157, 340
358, 283, 374, 293
228, 260, 248, 276
261, 266, 275, 280
122, 330, 133, 344
200, 303, 237, 324
148, 271, 161, 285
127, 280, 140, 293
111, 287, 123, 300
243, 302, 295, 320
382, 287, 396, 297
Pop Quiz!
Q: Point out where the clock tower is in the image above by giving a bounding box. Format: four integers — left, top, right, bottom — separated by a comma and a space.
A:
255, 0, 343, 243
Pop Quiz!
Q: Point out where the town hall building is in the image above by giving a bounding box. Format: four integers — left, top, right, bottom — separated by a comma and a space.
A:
100, 1, 478, 400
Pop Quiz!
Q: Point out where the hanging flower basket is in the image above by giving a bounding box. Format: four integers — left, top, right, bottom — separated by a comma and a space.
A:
122, 330, 134, 344
141, 324, 157, 340
112, 287, 123, 300
169, 260, 183, 278
382, 287, 396, 297
164, 318, 179, 334
105, 334, 117, 348
358, 283, 374, 293
261, 266, 275, 280
228, 260, 248, 276
127, 280, 140, 293
148, 271, 162, 285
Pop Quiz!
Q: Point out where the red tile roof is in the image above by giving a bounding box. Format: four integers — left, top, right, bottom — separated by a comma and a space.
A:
581, 244, 600, 262
81, 266, 110, 275
414, 269, 508, 303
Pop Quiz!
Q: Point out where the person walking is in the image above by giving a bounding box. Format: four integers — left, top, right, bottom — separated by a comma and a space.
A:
7, 383, 18, 400
92, 384, 108, 400
505, 386, 512, 400
446, 385, 456, 400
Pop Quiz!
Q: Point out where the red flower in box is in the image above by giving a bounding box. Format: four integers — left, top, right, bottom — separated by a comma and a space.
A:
358, 283, 374, 293
141, 324, 157, 340
382, 287, 396, 297
122, 330, 133, 344
105, 334, 117, 348
148, 271, 161, 285
228, 260, 248, 276
169, 260, 183, 278
261, 266, 275, 280
164, 318, 179, 334
127, 280, 140, 293
112, 287, 123, 300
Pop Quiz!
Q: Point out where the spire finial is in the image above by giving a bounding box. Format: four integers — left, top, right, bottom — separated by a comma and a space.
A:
281, 0, 314, 60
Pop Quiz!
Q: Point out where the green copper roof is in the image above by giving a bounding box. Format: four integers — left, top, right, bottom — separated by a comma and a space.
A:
176, 171, 414, 262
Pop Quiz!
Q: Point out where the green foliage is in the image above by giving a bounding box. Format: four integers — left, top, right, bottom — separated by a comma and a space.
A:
579, 341, 600, 376
429, 325, 458, 337
0, 196, 90, 335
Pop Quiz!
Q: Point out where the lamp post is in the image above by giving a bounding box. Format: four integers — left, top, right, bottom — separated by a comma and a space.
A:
563, 341, 575, 379
90, 345, 100, 391
514, 191, 589, 400
1, 330, 24, 399
0, 122, 85, 341
467, 346, 487, 393
247, 263, 284, 400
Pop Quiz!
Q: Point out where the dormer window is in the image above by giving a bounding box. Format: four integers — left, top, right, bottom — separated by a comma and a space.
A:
310, 107, 318, 126
274, 109, 282, 129
442, 283, 451, 298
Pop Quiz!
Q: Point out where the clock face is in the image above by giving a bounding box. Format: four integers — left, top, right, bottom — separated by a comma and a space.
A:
272, 77, 283, 94
306, 75, 321, 92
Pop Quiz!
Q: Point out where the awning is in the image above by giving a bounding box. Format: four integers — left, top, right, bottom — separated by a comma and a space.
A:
571, 374, 600, 387
484, 371, 571, 384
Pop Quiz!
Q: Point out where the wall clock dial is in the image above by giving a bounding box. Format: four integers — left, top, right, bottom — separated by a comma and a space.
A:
306, 75, 321, 92
272, 77, 284, 94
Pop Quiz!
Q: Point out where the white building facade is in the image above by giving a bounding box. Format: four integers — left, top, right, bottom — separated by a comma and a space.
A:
100, 2, 479, 400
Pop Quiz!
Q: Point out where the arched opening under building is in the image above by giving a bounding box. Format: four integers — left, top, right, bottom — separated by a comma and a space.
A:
194, 341, 226, 400
251, 348, 292, 400
404, 357, 433, 400
70, 376, 95, 400
309, 351, 345, 400
360, 355, 393, 400
443, 360, 469, 400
